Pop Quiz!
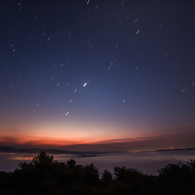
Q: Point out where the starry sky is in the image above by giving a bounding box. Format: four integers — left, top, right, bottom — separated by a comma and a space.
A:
0, 0, 195, 152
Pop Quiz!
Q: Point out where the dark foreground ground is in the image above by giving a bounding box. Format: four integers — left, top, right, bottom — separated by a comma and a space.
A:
0, 152, 195, 195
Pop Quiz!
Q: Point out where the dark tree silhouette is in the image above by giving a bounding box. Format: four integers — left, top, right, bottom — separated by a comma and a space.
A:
157, 161, 195, 195
32, 151, 54, 165
0, 151, 194, 195
67, 159, 76, 169
101, 169, 113, 182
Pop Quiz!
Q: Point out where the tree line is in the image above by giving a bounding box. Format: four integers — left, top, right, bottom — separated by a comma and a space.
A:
0, 151, 194, 195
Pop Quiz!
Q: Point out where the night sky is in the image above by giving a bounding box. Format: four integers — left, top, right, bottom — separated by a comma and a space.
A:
1, 0, 195, 152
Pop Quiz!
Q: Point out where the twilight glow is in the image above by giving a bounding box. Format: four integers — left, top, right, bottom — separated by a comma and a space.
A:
0, 0, 195, 154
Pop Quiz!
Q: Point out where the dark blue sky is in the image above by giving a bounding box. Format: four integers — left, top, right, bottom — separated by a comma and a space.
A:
0, 0, 195, 151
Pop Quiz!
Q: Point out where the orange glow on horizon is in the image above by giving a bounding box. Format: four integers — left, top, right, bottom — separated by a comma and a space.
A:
1, 122, 195, 152
0, 134, 103, 147
0, 120, 144, 148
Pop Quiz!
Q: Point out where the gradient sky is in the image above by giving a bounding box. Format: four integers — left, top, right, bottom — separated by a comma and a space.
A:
0, 0, 195, 152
